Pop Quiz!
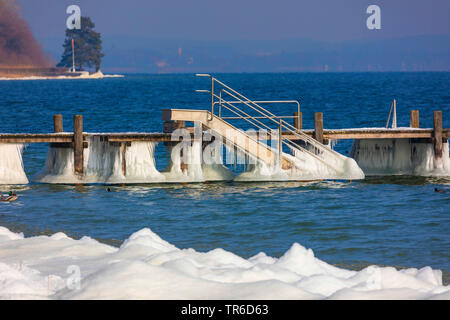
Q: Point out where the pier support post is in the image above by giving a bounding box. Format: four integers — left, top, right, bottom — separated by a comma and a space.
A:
73, 115, 84, 175
314, 112, 324, 144
53, 114, 63, 132
433, 111, 443, 165
293, 112, 302, 131
410, 110, 419, 128
163, 120, 186, 133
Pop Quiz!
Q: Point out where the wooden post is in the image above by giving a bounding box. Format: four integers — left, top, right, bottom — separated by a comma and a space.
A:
433, 110, 443, 161
410, 110, 419, 128
73, 115, 84, 175
53, 114, 63, 133
314, 112, 324, 144
293, 112, 302, 131
163, 120, 186, 133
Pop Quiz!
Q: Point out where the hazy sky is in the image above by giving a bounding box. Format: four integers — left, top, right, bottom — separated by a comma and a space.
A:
17, 0, 450, 42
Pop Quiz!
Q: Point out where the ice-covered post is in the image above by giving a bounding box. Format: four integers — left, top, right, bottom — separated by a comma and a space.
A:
53, 114, 63, 132
293, 111, 302, 131
314, 112, 324, 144
410, 110, 419, 128
433, 111, 443, 165
121, 143, 127, 177
73, 115, 83, 175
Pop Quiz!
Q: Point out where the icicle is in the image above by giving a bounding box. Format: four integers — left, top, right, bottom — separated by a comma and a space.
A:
35, 137, 165, 184
350, 138, 450, 176
0, 143, 29, 184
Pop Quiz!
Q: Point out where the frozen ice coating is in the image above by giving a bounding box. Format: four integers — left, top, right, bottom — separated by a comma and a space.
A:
8, 135, 450, 185
122, 142, 166, 183
351, 138, 450, 176
290, 149, 365, 180
34, 144, 77, 183
35, 137, 166, 184
162, 140, 205, 182
0, 225, 448, 300
0, 144, 29, 185
163, 140, 235, 182
235, 147, 365, 182
292, 141, 366, 180
35, 137, 233, 184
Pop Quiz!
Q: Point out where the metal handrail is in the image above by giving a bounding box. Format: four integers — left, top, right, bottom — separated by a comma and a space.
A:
195, 74, 345, 173
221, 116, 297, 119
214, 99, 300, 118
217, 87, 344, 159
220, 88, 345, 160
385, 99, 397, 129
216, 96, 341, 171
216, 97, 339, 170
200, 75, 344, 167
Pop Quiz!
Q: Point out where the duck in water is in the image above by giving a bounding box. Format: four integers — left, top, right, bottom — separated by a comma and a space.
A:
0, 191, 18, 202
434, 188, 446, 194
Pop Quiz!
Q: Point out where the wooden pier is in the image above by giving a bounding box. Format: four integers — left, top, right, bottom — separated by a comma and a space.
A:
1, 110, 448, 144
0, 110, 448, 175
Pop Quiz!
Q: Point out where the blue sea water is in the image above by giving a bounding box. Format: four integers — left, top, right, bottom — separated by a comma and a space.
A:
0, 73, 449, 282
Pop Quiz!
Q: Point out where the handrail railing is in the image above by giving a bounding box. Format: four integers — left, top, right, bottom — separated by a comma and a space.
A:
216, 91, 341, 172
385, 99, 397, 128
195, 74, 345, 173
214, 99, 300, 118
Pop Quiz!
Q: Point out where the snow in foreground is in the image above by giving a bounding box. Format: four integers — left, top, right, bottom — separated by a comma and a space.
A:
0, 226, 448, 300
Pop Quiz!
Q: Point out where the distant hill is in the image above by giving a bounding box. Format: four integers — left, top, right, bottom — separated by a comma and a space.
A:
40, 35, 450, 73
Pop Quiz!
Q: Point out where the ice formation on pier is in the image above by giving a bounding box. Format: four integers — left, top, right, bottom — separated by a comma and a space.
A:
18, 135, 450, 184
351, 138, 450, 176
35, 137, 165, 184
161, 140, 234, 182
0, 144, 28, 185
35, 137, 234, 184
290, 147, 364, 180
234, 141, 365, 182
121, 141, 166, 183
0, 225, 448, 300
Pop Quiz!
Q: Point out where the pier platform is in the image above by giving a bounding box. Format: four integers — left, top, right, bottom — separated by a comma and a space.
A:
0, 75, 448, 181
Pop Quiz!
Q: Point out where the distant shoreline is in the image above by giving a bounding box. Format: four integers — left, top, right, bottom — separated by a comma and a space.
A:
0, 70, 124, 80
98, 70, 450, 75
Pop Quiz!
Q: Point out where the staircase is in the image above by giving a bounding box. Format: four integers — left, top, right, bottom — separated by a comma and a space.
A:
162, 75, 364, 179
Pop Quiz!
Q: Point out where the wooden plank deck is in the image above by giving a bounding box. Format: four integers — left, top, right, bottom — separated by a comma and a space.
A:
0, 128, 448, 144
0, 133, 74, 143
288, 128, 450, 140
0, 133, 176, 143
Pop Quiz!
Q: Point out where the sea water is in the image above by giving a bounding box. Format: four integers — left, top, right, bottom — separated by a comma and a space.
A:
0, 73, 449, 288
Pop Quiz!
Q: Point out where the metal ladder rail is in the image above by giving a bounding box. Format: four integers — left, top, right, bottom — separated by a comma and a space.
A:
215, 100, 300, 119
217, 89, 344, 167
197, 75, 345, 171
279, 118, 346, 159
212, 77, 290, 121
218, 87, 345, 160
199, 75, 303, 136
203, 109, 276, 165
219, 90, 341, 156
216, 98, 342, 173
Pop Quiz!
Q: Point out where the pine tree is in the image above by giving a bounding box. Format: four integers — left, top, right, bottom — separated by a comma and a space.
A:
57, 17, 104, 71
